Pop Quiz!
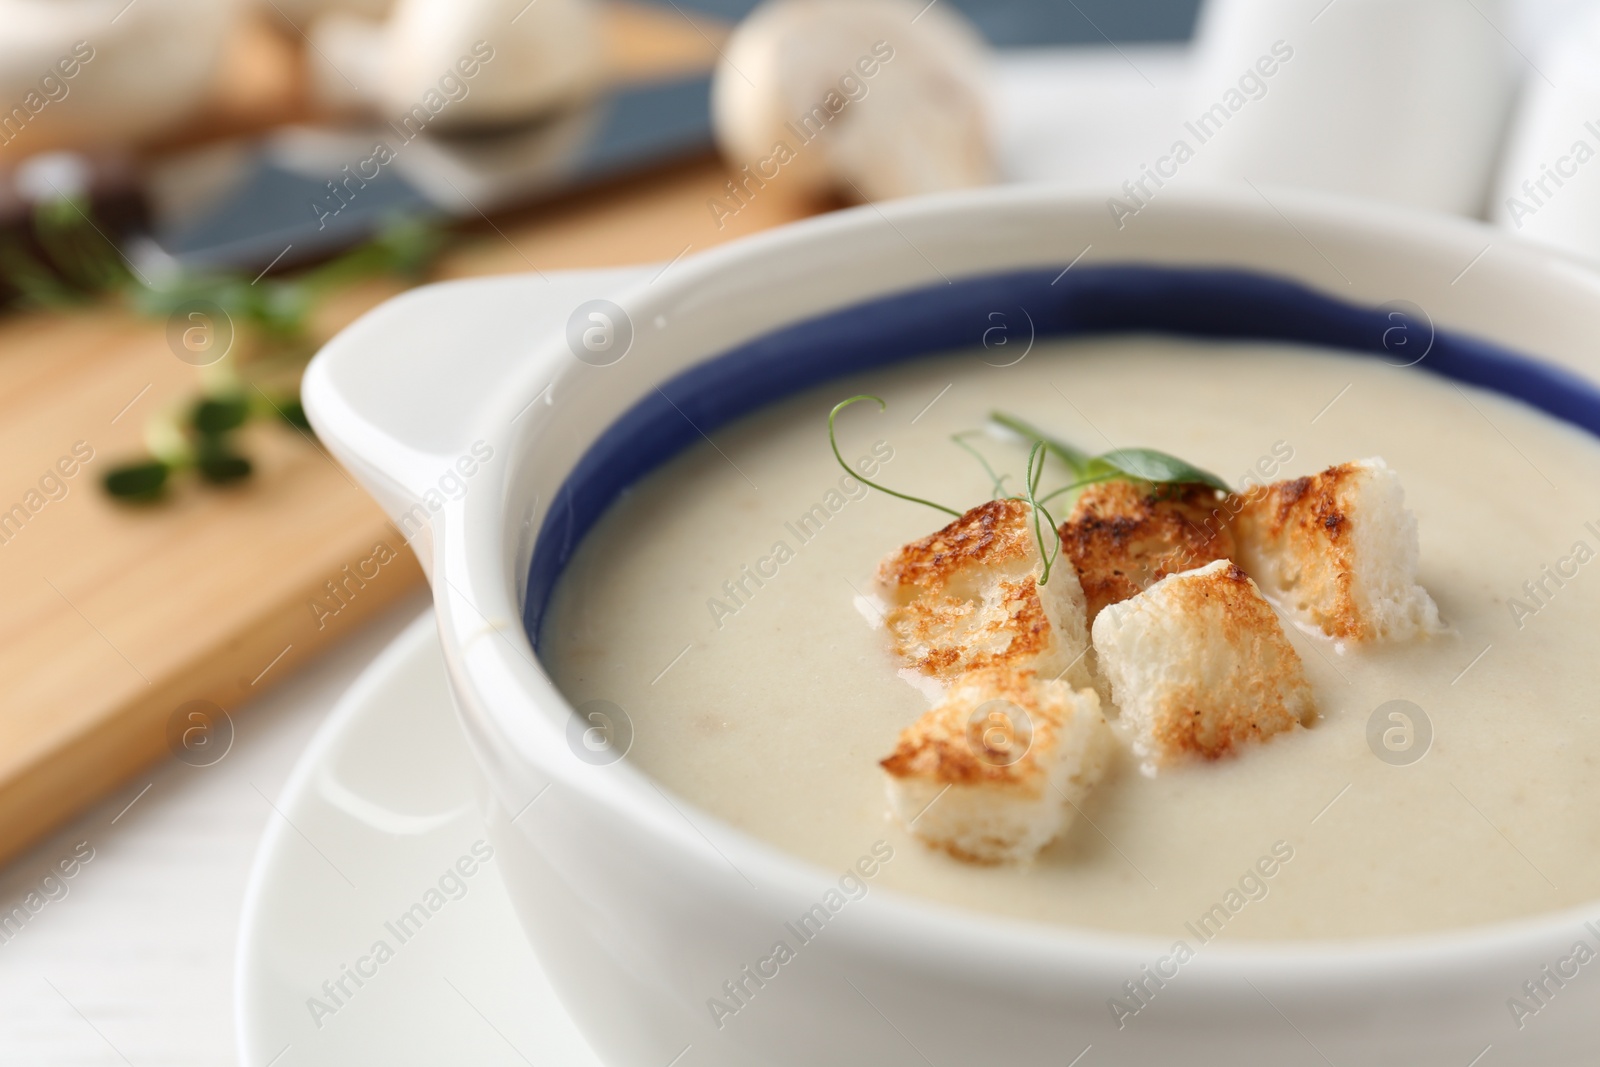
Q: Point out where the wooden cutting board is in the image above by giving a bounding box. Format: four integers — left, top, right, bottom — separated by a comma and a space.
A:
0, 3, 819, 866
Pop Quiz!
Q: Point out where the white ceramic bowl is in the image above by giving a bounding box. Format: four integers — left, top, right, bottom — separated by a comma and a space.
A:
304, 185, 1600, 1066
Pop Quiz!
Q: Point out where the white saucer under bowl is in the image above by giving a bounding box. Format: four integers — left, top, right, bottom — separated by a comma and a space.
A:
234, 611, 602, 1067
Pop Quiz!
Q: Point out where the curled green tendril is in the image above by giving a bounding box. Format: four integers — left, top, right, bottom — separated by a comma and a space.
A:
1022, 441, 1062, 585
829, 395, 960, 517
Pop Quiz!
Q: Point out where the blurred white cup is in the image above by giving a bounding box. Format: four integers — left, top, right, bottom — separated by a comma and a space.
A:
1491, 4, 1600, 259
1181, 0, 1518, 216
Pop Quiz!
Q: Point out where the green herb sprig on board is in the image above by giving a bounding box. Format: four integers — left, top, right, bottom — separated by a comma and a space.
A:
0, 187, 448, 501
106, 219, 445, 501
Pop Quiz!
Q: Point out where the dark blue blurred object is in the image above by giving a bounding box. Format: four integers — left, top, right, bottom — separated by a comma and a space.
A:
146, 75, 719, 273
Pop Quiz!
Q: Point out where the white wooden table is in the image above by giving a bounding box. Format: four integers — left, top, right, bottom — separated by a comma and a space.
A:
0, 594, 429, 1066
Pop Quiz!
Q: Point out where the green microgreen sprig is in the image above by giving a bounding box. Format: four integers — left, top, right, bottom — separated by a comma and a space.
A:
988, 411, 1230, 493
828, 397, 1231, 585
989, 412, 1093, 478
829, 395, 961, 517
1022, 441, 1062, 585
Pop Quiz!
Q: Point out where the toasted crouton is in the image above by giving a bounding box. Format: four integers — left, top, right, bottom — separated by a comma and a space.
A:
880, 668, 1112, 864
876, 499, 1091, 689
1092, 560, 1315, 772
1058, 480, 1235, 623
1233, 458, 1443, 642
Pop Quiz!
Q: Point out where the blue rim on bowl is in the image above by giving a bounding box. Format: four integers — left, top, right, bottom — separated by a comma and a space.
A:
523, 263, 1600, 647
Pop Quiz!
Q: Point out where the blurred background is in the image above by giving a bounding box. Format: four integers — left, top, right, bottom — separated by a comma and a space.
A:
1, 0, 1599, 1058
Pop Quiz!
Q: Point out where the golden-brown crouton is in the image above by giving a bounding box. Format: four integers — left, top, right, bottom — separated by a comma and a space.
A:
1232, 458, 1442, 642
876, 499, 1090, 689
1092, 560, 1315, 772
1058, 480, 1235, 622
880, 667, 1112, 864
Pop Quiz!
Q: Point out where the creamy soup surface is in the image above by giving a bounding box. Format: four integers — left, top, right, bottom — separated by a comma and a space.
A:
540, 337, 1600, 941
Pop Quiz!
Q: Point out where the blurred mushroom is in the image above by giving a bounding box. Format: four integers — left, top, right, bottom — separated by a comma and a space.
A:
711, 0, 994, 203
308, 0, 602, 129
0, 0, 239, 150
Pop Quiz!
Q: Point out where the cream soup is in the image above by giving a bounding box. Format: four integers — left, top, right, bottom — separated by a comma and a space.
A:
541, 337, 1600, 940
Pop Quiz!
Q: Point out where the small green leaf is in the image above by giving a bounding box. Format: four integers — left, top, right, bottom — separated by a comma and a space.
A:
1088, 448, 1230, 492
192, 396, 250, 435
196, 447, 252, 485
104, 461, 170, 501
990, 411, 1231, 493
987, 412, 1091, 477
